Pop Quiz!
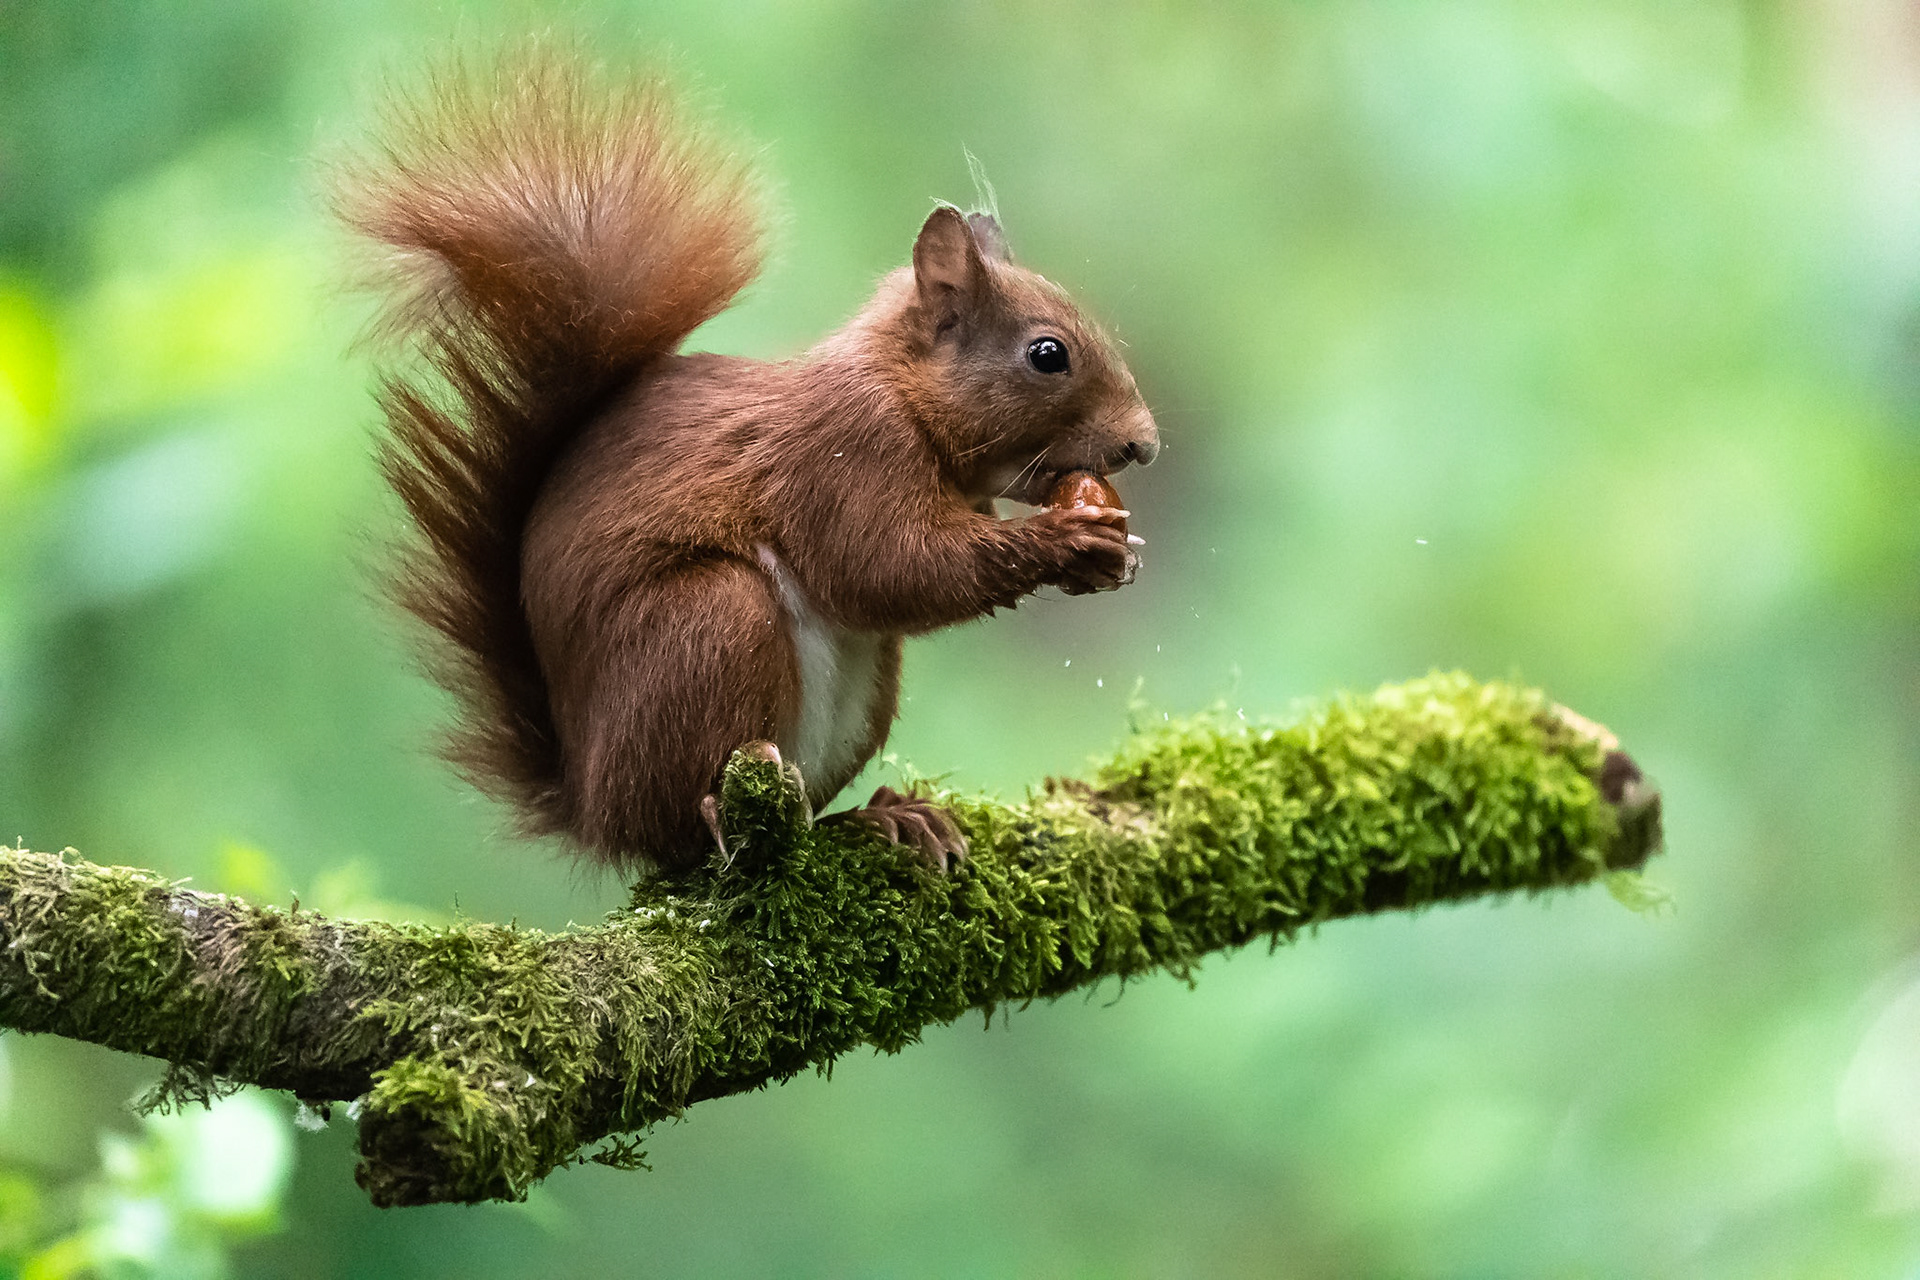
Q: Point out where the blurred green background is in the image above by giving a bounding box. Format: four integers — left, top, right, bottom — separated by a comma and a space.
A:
2, 0, 1917, 1275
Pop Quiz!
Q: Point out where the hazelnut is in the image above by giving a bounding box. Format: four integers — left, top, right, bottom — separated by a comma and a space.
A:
1045, 470, 1126, 535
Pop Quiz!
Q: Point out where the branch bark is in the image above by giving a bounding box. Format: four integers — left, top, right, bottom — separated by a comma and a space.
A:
0, 675, 1661, 1207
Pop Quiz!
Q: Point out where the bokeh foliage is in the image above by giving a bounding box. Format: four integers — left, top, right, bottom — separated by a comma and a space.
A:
0, 0, 1916, 1276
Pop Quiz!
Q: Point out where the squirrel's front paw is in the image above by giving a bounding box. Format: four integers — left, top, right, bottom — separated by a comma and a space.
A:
1028, 504, 1139, 595
825, 786, 969, 873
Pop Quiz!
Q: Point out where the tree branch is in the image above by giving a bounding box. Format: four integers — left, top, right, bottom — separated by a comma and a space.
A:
0, 675, 1661, 1207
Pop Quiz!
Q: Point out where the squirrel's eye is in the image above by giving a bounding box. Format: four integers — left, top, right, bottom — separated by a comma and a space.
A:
1026, 337, 1070, 375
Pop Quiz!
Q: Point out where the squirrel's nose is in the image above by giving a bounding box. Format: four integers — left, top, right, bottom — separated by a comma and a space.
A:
1106, 406, 1159, 470
1125, 409, 1160, 466
1121, 404, 1152, 466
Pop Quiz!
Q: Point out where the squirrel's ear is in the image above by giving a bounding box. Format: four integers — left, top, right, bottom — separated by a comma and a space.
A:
966, 212, 1011, 263
913, 205, 989, 324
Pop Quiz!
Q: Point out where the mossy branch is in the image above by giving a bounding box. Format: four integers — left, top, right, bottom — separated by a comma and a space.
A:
0, 675, 1660, 1207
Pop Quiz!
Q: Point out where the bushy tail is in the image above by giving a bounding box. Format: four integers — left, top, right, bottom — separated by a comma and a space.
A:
339, 48, 763, 835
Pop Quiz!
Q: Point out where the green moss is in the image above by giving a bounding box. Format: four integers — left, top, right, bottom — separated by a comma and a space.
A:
0, 675, 1660, 1206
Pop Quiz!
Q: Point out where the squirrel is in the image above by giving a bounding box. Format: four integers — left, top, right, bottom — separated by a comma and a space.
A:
339, 51, 1159, 876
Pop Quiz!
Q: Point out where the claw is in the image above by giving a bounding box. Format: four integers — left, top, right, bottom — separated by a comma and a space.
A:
825, 785, 969, 873
893, 808, 953, 867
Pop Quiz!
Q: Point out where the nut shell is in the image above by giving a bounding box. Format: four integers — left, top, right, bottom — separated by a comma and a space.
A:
1045, 470, 1126, 535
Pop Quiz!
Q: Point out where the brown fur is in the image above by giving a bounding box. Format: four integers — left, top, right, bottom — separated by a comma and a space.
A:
343, 50, 1158, 873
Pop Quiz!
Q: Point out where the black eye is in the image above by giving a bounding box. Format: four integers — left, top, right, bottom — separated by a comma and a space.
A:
1026, 336, 1070, 374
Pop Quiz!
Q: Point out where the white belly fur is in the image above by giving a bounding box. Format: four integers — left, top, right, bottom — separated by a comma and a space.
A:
757, 545, 884, 804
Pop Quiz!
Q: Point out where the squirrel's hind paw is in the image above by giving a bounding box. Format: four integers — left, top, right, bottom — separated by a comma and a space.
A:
826, 786, 969, 873
710, 741, 814, 868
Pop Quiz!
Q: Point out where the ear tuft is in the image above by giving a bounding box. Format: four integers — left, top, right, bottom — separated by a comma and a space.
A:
912, 205, 987, 323
966, 212, 1011, 263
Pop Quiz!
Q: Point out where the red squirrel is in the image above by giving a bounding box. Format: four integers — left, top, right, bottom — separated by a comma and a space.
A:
340, 52, 1158, 875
